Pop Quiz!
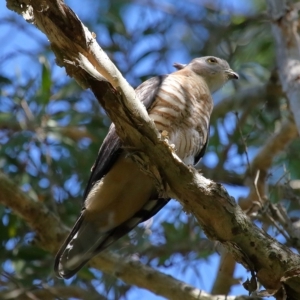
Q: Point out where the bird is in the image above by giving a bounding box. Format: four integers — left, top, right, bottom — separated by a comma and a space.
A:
54, 56, 238, 279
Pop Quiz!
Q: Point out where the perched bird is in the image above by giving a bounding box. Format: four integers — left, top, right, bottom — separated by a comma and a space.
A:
54, 56, 238, 279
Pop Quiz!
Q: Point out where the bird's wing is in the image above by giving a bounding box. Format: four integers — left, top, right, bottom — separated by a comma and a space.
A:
54, 76, 170, 279
82, 75, 167, 200
82, 125, 122, 200
194, 128, 209, 166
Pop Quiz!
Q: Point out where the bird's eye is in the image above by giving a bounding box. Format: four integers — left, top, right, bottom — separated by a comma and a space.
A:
207, 57, 218, 64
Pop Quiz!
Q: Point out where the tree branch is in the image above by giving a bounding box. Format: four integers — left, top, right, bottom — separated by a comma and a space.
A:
0, 119, 96, 142
0, 286, 105, 300
211, 252, 238, 295
239, 119, 298, 210
0, 172, 258, 300
267, 0, 300, 134
211, 79, 282, 123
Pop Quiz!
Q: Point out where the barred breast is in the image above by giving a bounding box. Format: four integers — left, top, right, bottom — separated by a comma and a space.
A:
149, 73, 213, 165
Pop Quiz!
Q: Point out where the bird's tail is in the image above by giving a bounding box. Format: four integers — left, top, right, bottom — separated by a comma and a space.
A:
54, 197, 170, 279
54, 215, 104, 279
53, 213, 147, 278
54, 212, 148, 279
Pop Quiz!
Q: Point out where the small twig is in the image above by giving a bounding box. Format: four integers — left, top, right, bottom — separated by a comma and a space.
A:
20, 99, 35, 122
262, 204, 290, 241
253, 170, 263, 204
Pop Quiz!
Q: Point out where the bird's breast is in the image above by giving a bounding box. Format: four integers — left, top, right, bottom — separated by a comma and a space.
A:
148, 75, 213, 164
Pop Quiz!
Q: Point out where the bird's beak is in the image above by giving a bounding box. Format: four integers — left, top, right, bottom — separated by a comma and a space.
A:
225, 69, 239, 79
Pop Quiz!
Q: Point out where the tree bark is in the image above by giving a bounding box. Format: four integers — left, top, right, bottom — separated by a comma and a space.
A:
267, 0, 300, 135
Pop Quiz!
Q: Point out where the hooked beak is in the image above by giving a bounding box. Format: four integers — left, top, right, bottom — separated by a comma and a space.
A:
225, 69, 239, 80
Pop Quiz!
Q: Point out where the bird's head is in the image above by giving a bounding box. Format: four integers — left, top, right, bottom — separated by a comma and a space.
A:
174, 56, 238, 93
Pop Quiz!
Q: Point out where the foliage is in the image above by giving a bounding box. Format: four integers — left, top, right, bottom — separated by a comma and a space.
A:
1, 0, 300, 299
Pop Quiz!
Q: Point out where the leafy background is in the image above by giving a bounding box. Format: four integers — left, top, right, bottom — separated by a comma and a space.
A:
1, 0, 299, 299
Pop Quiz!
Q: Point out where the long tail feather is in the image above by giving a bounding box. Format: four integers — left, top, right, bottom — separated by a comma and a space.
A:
54, 198, 169, 279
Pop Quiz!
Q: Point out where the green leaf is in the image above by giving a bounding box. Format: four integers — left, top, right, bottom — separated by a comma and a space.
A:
37, 56, 52, 105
